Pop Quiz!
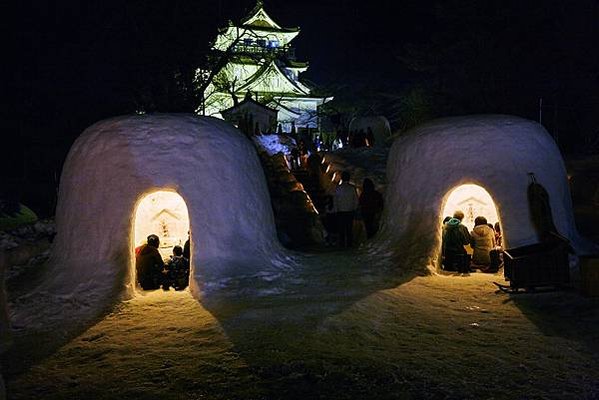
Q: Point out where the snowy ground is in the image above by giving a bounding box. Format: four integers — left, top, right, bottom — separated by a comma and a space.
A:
4, 149, 599, 399
5, 249, 599, 400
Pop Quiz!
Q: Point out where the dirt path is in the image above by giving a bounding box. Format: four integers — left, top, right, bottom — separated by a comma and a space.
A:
7, 258, 599, 400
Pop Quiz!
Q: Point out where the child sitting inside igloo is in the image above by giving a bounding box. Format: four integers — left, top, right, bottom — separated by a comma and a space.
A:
161, 245, 190, 291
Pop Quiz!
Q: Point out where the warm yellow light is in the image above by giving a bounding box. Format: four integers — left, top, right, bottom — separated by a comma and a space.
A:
326, 165, 331, 173
302, 190, 320, 215
134, 191, 190, 259
442, 184, 499, 231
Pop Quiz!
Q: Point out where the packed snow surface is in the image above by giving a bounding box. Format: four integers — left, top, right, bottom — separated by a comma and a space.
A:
7, 250, 599, 399
252, 134, 296, 156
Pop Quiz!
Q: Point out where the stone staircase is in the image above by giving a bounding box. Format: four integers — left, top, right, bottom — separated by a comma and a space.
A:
256, 152, 325, 248
291, 167, 329, 214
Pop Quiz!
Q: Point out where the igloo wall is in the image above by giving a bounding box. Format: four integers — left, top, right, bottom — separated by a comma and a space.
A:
348, 116, 391, 147
49, 114, 281, 300
381, 115, 590, 269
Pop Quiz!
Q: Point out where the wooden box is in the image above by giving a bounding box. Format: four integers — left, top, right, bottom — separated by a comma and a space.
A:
504, 238, 570, 289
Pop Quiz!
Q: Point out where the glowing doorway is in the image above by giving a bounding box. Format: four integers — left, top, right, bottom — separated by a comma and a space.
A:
442, 184, 499, 231
134, 191, 190, 260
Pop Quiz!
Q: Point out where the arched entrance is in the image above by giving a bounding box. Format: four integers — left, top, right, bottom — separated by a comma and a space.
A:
440, 184, 503, 272
442, 184, 500, 231
132, 190, 190, 289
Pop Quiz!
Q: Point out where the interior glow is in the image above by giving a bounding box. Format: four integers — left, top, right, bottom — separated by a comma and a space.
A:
134, 191, 190, 259
442, 184, 499, 231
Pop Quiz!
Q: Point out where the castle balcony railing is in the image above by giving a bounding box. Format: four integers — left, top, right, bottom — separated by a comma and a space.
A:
232, 44, 296, 60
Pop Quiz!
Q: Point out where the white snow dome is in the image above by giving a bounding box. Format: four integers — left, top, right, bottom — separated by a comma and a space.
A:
349, 116, 391, 147
50, 114, 280, 300
382, 115, 590, 270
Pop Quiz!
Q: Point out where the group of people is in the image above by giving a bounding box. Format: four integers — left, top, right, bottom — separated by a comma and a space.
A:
135, 234, 190, 291
442, 211, 503, 275
289, 140, 308, 170
287, 127, 378, 169
322, 171, 384, 248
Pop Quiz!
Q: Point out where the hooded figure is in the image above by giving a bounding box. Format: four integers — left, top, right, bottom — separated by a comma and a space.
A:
334, 171, 359, 247
442, 211, 471, 271
470, 216, 496, 265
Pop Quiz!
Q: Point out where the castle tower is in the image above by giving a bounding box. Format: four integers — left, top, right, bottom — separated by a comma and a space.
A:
199, 1, 332, 134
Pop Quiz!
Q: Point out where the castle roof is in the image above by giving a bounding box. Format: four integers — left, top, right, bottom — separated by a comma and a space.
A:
221, 93, 280, 116
237, 60, 310, 96
240, 1, 299, 33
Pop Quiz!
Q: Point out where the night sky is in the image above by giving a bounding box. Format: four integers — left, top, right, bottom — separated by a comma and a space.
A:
5, 0, 599, 213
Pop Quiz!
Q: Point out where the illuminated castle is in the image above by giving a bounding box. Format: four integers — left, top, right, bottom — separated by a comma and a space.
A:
199, 0, 332, 133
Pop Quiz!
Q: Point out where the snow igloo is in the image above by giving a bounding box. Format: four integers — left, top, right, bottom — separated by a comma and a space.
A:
50, 114, 279, 301
383, 115, 589, 270
349, 116, 391, 147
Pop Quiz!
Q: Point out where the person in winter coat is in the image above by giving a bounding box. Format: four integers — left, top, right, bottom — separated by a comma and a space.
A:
321, 195, 338, 246
136, 234, 164, 290
162, 245, 190, 291
359, 178, 384, 238
334, 171, 359, 248
442, 211, 472, 272
470, 216, 496, 268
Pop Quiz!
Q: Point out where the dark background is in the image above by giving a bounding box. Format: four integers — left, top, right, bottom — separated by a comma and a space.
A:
4, 0, 599, 215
